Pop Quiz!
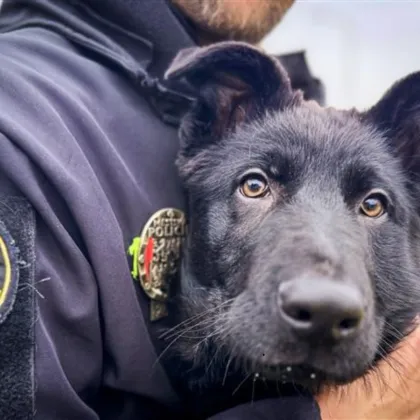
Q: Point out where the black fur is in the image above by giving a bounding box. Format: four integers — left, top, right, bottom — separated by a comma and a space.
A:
161, 42, 420, 411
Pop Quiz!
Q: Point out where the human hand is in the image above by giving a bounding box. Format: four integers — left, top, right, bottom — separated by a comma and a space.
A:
316, 321, 420, 420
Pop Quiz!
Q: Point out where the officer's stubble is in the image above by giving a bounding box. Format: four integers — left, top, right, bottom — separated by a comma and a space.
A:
170, 0, 295, 45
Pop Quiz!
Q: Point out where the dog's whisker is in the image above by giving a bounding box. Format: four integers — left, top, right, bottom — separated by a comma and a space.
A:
154, 320, 229, 370
161, 308, 232, 341
275, 380, 281, 397
159, 298, 234, 339
205, 348, 221, 375
376, 344, 405, 381
162, 312, 230, 342
232, 373, 252, 396
162, 318, 220, 341
222, 353, 235, 386
251, 372, 257, 405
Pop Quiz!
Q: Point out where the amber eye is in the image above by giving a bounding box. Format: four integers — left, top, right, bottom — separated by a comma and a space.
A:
360, 194, 387, 218
240, 174, 269, 198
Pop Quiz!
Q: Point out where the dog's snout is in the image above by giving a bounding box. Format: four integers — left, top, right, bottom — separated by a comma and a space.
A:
279, 279, 364, 341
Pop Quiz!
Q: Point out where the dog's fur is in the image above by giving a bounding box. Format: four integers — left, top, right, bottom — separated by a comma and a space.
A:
161, 42, 420, 408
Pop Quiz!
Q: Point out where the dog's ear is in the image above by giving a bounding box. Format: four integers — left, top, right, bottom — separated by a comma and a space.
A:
165, 41, 301, 156
364, 73, 420, 179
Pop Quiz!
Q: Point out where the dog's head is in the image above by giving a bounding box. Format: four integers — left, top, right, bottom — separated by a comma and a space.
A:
164, 42, 420, 389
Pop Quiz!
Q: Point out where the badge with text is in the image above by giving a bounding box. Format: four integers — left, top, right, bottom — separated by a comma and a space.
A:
129, 208, 186, 322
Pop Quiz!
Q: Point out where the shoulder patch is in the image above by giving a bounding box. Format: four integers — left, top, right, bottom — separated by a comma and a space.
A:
0, 196, 36, 419
0, 219, 19, 324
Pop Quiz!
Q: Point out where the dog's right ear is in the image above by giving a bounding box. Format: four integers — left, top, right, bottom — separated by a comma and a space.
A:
363, 72, 420, 175
363, 72, 420, 209
165, 42, 301, 157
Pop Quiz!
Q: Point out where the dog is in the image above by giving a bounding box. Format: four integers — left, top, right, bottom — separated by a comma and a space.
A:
160, 41, 420, 414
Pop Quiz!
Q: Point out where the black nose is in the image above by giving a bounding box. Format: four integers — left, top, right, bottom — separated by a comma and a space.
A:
279, 279, 364, 341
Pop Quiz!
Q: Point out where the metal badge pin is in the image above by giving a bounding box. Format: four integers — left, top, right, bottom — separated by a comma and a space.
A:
132, 208, 186, 321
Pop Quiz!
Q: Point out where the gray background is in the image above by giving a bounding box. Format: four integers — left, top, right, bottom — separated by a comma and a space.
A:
1, 1, 418, 111
262, 0, 420, 110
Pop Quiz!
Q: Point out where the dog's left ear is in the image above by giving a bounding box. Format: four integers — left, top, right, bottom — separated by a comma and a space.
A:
364, 72, 420, 178
165, 42, 300, 157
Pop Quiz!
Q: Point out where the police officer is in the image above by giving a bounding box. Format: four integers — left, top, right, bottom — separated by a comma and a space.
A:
0, 1, 419, 420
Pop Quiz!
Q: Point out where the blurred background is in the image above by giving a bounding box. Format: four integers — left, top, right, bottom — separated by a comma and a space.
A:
1, 0, 417, 111
262, 0, 420, 110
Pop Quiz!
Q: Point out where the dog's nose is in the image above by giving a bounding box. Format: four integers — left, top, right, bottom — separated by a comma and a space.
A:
279, 279, 364, 341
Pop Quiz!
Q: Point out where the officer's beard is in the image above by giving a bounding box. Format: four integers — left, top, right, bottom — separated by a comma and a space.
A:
170, 0, 295, 45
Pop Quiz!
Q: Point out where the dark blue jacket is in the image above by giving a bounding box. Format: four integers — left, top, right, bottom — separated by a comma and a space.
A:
0, 1, 321, 419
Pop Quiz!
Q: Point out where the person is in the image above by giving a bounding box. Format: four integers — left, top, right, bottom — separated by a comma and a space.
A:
0, 1, 418, 419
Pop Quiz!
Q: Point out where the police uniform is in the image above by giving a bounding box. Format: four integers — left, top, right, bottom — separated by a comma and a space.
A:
0, 0, 322, 418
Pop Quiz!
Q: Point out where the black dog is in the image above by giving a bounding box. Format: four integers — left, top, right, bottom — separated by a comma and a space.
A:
160, 42, 420, 413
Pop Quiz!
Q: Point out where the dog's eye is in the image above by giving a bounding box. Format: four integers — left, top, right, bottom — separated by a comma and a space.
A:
360, 194, 387, 218
240, 174, 269, 198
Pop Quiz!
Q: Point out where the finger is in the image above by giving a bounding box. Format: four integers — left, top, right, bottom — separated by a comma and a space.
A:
375, 320, 420, 381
